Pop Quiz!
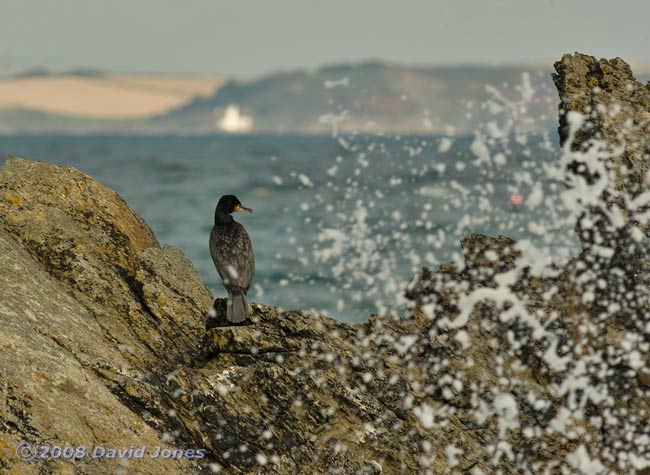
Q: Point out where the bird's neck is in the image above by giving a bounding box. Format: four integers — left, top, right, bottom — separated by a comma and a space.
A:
215, 209, 234, 225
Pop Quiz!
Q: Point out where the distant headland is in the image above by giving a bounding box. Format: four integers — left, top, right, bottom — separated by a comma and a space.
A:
6, 60, 649, 135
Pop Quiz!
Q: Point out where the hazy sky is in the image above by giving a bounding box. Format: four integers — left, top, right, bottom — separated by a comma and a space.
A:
3, 0, 649, 76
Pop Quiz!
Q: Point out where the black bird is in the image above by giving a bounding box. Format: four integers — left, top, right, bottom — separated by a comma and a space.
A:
209, 195, 255, 323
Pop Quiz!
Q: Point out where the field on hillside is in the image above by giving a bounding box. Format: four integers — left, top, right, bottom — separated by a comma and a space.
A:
0, 74, 223, 118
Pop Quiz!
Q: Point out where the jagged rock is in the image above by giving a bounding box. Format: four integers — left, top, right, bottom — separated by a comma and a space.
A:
553, 53, 650, 279
406, 234, 527, 319
550, 54, 650, 473
460, 234, 519, 272
0, 228, 193, 475
553, 54, 650, 363
401, 54, 650, 475
202, 306, 304, 355
137, 244, 213, 360
0, 156, 176, 371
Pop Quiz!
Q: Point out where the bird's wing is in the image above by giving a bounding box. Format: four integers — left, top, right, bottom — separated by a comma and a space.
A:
209, 223, 254, 292
232, 223, 254, 291
209, 227, 229, 283
240, 228, 254, 291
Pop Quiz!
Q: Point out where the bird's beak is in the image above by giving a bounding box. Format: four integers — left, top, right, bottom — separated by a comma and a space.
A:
234, 203, 253, 213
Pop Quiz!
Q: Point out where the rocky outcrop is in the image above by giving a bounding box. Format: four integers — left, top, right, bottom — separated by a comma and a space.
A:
407, 54, 650, 475
1, 52, 650, 475
550, 53, 650, 474
0, 158, 208, 475
553, 53, 650, 314
0, 157, 497, 474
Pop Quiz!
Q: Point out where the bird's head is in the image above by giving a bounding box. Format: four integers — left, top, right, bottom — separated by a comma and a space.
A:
216, 195, 253, 214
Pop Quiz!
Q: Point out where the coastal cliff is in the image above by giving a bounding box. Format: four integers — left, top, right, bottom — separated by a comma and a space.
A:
1, 52, 650, 475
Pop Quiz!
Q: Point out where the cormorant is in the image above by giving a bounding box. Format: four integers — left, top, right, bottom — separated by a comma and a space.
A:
209, 195, 255, 323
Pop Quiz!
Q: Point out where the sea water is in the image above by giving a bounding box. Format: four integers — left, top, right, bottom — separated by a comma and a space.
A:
0, 133, 579, 322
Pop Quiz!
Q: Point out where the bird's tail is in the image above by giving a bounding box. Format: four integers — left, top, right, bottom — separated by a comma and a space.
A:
226, 289, 249, 323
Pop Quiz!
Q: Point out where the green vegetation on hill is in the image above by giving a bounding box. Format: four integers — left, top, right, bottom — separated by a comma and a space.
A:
158, 62, 559, 134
